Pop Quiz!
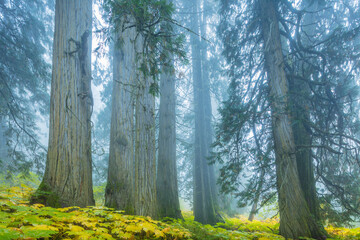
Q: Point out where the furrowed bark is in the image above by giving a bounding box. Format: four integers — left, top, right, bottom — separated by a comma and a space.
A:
33, 0, 94, 207
105, 22, 136, 214
134, 35, 157, 218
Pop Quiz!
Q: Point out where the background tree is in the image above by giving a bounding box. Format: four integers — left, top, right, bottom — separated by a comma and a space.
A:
32, 0, 95, 208
185, 0, 221, 225
0, 0, 53, 175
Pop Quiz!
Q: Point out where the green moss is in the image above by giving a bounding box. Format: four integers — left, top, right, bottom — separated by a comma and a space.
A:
29, 181, 61, 208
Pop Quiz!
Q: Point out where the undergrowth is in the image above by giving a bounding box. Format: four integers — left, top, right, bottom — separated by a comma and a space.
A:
0, 174, 359, 239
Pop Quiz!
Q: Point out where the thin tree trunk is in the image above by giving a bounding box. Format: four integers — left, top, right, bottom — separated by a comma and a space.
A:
134, 35, 157, 218
105, 23, 136, 214
259, 0, 325, 239
33, 0, 94, 207
0, 118, 9, 168
248, 169, 265, 221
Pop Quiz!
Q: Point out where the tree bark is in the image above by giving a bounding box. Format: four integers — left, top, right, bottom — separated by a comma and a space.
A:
34, 0, 94, 207
105, 23, 136, 214
259, 0, 325, 239
134, 35, 157, 218
156, 61, 182, 219
156, 7, 182, 218
188, 0, 220, 225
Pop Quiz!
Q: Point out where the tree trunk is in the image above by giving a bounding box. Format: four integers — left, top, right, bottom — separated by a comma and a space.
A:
156, 7, 182, 218
248, 168, 265, 221
0, 118, 9, 169
156, 61, 182, 219
290, 0, 323, 224
105, 24, 136, 214
134, 36, 157, 218
259, 0, 325, 239
188, 0, 220, 225
33, 0, 94, 207
200, 0, 218, 209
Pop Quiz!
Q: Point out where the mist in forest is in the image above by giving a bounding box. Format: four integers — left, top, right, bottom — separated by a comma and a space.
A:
1, 0, 360, 239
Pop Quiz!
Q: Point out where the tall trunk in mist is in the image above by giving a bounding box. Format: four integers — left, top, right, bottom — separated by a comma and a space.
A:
289, 0, 323, 224
199, 0, 218, 207
188, 0, 220, 225
33, 0, 94, 207
134, 35, 157, 218
105, 24, 136, 214
156, 3, 182, 218
259, 0, 325, 239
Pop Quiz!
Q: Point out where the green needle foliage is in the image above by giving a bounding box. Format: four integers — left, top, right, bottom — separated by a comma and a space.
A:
102, 0, 187, 95
0, 0, 53, 175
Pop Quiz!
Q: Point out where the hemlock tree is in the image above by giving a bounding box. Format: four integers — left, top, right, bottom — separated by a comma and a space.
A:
32, 0, 94, 207
218, 0, 360, 231
259, 1, 325, 238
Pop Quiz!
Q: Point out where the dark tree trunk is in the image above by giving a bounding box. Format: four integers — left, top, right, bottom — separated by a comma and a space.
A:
259, 0, 326, 239
289, 0, 324, 224
33, 0, 94, 207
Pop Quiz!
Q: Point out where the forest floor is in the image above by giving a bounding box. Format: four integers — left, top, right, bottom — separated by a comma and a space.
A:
0, 174, 359, 240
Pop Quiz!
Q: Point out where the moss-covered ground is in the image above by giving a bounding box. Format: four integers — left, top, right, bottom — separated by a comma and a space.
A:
0, 174, 359, 239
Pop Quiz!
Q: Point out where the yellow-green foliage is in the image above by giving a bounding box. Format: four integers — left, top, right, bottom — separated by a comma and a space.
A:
172, 211, 283, 240
1, 175, 360, 240
0, 177, 191, 240
93, 184, 106, 206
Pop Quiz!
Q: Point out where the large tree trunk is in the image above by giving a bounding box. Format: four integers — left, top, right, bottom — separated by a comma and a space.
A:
105, 23, 136, 214
259, 0, 325, 239
33, 0, 94, 207
188, 0, 220, 225
156, 11, 182, 218
134, 36, 157, 218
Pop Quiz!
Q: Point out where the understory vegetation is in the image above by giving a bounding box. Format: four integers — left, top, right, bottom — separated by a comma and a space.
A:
1, 175, 359, 240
